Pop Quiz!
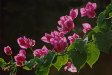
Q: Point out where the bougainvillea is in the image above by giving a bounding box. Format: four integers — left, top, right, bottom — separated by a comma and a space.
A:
0, 1, 112, 75
14, 50, 26, 67
4, 46, 12, 56
80, 2, 97, 18
33, 46, 49, 58
17, 36, 35, 49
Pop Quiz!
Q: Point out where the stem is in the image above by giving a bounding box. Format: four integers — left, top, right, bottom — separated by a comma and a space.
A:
10, 56, 13, 64
51, 53, 56, 64
30, 47, 33, 52
105, 16, 112, 19
83, 33, 86, 40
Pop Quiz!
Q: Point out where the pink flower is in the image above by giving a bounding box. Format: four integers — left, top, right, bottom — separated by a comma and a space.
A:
50, 37, 68, 53
69, 9, 78, 19
82, 23, 92, 33
41, 31, 64, 43
4, 46, 12, 55
50, 31, 64, 38
14, 51, 26, 67
41, 33, 52, 43
68, 33, 80, 44
80, 8, 87, 17
17, 36, 35, 49
19, 50, 26, 55
33, 46, 48, 58
42, 31, 68, 53
41, 46, 49, 56
15, 61, 24, 67
80, 2, 97, 18
58, 15, 75, 34
64, 62, 77, 73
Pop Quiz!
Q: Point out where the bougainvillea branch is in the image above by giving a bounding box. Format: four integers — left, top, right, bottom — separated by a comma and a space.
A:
0, 1, 112, 75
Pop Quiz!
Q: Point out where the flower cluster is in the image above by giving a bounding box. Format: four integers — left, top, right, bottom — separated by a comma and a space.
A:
3, 1, 97, 74
14, 50, 26, 66
41, 31, 68, 52
80, 2, 97, 18
33, 46, 48, 58
57, 15, 75, 34
17, 36, 35, 49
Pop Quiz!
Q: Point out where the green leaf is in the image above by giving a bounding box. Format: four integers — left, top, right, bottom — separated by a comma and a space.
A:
97, 2, 112, 28
105, 3, 112, 14
35, 66, 50, 75
67, 43, 76, 51
69, 40, 87, 71
45, 51, 55, 66
0, 58, 5, 63
86, 42, 100, 68
109, 12, 112, 17
53, 54, 68, 71
95, 2, 112, 54
97, 11, 106, 27
0, 58, 7, 68
68, 39, 86, 52
71, 50, 87, 72
35, 51, 55, 75
23, 66, 31, 70
23, 59, 35, 70
35, 57, 44, 65
93, 26, 101, 33
94, 31, 112, 53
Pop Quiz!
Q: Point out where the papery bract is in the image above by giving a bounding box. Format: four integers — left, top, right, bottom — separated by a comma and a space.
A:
50, 31, 64, 38
82, 23, 92, 33
14, 51, 26, 67
80, 2, 97, 18
41, 33, 52, 43
64, 62, 77, 73
17, 36, 35, 49
58, 15, 75, 34
33, 46, 48, 58
69, 9, 78, 19
50, 37, 68, 53
41, 46, 49, 56
42, 31, 68, 53
4, 46, 12, 55
41, 31, 64, 43
19, 50, 26, 55
68, 33, 80, 44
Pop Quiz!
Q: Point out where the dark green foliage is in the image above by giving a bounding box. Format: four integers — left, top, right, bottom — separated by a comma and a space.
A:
68, 40, 87, 71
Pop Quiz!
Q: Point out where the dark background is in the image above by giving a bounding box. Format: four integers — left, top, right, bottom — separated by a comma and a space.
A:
0, 0, 112, 75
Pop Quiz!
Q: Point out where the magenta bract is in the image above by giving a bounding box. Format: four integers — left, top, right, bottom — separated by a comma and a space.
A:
58, 15, 75, 34
14, 51, 26, 67
33, 46, 48, 58
17, 36, 35, 49
80, 2, 97, 18
69, 9, 78, 19
64, 62, 77, 73
4, 46, 12, 55
82, 23, 92, 33
68, 33, 80, 44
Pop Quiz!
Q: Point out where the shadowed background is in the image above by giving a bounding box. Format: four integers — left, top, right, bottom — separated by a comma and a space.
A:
0, 0, 112, 75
